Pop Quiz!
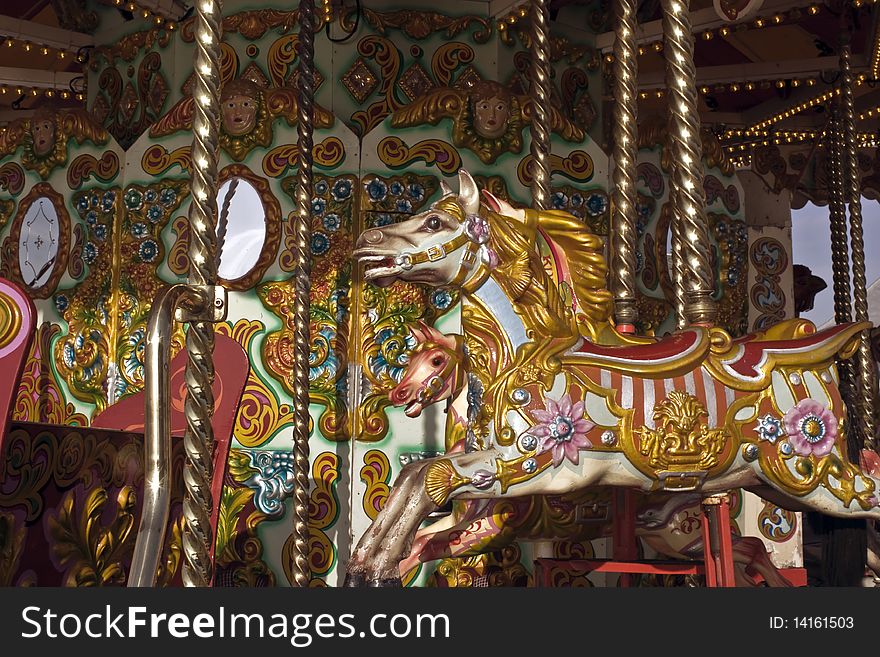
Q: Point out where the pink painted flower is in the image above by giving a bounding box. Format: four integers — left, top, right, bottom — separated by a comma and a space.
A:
782, 398, 838, 458
530, 393, 594, 467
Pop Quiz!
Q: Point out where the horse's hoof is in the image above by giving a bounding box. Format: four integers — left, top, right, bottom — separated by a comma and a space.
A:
343, 572, 367, 587
368, 576, 402, 588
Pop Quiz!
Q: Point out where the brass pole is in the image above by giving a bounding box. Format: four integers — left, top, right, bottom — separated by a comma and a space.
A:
610, 0, 639, 329
182, 0, 223, 587
128, 284, 200, 587
287, 0, 316, 587
827, 110, 853, 324
528, 0, 552, 210
839, 43, 877, 446
661, 0, 716, 326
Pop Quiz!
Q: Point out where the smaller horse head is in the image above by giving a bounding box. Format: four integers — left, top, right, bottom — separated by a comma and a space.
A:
354, 170, 504, 289
388, 321, 465, 417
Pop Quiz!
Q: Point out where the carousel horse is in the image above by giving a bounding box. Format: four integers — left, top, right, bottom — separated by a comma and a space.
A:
392, 321, 793, 587
347, 169, 879, 586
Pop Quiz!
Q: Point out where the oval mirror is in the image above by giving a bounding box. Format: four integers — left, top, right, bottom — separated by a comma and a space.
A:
215, 177, 267, 282
19, 197, 60, 289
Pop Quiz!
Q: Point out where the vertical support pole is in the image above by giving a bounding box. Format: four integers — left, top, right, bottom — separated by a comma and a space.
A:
827, 107, 854, 399
701, 494, 736, 587
610, 0, 639, 331
286, 0, 316, 588
612, 489, 638, 587
528, 0, 552, 211
660, 0, 716, 327
182, 0, 223, 588
839, 42, 877, 448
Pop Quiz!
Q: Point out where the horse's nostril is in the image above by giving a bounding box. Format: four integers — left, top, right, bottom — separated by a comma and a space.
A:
393, 386, 409, 402
363, 229, 383, 244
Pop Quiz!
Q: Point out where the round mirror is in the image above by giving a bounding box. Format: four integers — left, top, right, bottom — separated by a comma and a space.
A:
216, 177, 266, 282
19, 197, 60, 289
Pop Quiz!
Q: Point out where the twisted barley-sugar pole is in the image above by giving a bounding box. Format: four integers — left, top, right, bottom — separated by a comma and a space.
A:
838, 43, 877, 447
610, 0, 639, 331
529, 0, 552, 211
826, 107, 854, 402
181, 0, 223, 588
286, 0, 316, 587
660, 0, 716, 327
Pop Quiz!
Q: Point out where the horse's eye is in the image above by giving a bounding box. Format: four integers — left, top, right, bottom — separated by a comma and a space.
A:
425, 216, 441, 231
431, 356, 444, 367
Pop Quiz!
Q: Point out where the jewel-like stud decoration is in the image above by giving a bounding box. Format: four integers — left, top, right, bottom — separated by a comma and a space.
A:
519, 433, 538, 451
601, 430, 617, 446
788, 372, 802, 386
523, 458, 537, 473
471, 470, 495, 490
780, 442, 793, 456
511, 388, 531, 406
755, 414, 784, 444
820, 371, 833, 384
742, 443, 759, 461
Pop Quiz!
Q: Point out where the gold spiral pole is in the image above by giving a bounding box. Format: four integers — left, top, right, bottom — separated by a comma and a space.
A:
287, 0, 316, 587
826, 107, 853, 399
182, 0, 222, 587
528, 0, 552, 210
610, 0, 639, 330
828, 108, 852, 325
839, 43, 876, 447
661, 0, 716, 326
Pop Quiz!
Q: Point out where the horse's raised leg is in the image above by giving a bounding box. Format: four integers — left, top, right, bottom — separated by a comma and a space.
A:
346, 448, 611, 586
399, 498, 523, 577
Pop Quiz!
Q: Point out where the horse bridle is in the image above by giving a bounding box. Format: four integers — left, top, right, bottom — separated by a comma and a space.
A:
409, 335, 465, 406
392, 216, 483, 287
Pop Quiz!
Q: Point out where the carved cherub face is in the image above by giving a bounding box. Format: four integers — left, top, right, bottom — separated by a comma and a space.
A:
31, 115, 56, 157
473, 95, 510, 140
221, 93, 258, 136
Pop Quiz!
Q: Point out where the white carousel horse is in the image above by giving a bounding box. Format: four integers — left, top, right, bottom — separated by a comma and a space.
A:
347, 169, 879, 586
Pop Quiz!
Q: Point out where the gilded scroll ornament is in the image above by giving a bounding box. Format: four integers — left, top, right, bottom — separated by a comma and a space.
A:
341, 8, 492, 43
47, 486, 136, 587
141, 145, 192, 176
360, 450, 392, 520
0, 162, 24, 196
377, 137, 462, 175
67, 151, 121, 190
261, 136, 346, 178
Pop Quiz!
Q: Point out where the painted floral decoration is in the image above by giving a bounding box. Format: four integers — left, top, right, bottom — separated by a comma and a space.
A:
756, 414, 784, 444
782, 399, 838, 457
530, 393, 594, 467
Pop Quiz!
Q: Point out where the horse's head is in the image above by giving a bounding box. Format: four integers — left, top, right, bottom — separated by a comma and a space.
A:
388, 321, 465, 417
354, 169, 504, 288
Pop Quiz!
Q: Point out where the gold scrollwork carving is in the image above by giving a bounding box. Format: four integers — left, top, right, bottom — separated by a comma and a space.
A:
378, 136, 462, 175
517, 151, 595, 186
67, 151, 121, 190
342, 8, 492, 43
261, 136, 346, 178
141, 144, 192, 176
360, 450, 391, 520
46, 486, 136, 587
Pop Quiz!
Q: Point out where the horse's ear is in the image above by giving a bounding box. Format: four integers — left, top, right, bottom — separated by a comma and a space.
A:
458, 169, 480, 216
481, 189, 502, 213
439, 179, 453, 196
410, 322, 428, 344
481, 189, 526, 222
416, 319, 445, 343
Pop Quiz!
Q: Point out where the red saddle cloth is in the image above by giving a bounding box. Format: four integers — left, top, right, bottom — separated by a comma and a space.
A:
573, 328, 704, 365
